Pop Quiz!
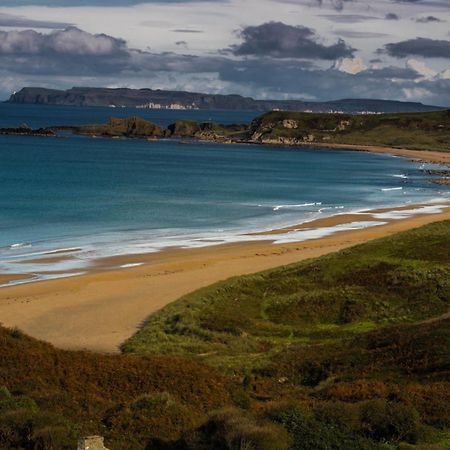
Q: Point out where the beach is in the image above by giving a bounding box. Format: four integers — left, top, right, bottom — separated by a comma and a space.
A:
1, 200, 449, 353
316, 144, 450, 166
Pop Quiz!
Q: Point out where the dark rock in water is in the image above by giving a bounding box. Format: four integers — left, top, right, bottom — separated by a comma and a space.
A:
0, 125, 55, 136
167, 120, 201, 137
77, 116, 164, 138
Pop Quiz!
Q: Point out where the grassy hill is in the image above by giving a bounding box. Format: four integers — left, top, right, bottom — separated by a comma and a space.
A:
247, 109, 450, 151
1, 221, 450, 449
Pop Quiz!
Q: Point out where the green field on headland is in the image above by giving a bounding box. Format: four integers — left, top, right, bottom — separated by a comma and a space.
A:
247, 109, 450, 151
1, 220, 450, 449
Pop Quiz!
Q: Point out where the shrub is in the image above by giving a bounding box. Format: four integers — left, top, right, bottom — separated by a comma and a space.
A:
272, 405, 377, 450
175, 408, 291, 450
360, 399, 420, 443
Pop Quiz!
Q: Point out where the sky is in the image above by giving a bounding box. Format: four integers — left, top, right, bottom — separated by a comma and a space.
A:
0, 0, 450, 105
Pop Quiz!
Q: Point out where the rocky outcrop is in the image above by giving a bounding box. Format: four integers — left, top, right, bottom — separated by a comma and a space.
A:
282, 119, 299, 129
0, 124, 55, 137
78, 436, 109, 450
167, 120, 201, 137
77, 117, 164, 138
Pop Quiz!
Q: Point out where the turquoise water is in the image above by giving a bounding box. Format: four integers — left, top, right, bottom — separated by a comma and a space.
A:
0, 104, 449, 284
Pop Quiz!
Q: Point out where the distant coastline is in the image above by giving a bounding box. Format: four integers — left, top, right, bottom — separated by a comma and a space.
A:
6, 86, 447, 113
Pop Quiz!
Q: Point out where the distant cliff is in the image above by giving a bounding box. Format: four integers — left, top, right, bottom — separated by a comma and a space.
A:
7, 87, 446, 114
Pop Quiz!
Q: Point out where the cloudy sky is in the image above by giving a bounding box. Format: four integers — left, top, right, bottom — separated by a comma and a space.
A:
0, 0, 450, 105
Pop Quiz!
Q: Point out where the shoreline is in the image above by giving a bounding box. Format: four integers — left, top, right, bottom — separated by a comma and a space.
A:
1, 199, 449, 289
0, 202, 450, 353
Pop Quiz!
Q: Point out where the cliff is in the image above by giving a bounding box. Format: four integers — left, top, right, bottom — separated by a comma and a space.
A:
7, 87, 446, 114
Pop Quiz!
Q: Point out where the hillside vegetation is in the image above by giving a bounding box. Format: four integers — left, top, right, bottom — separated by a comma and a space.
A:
248, 109, 450, 151
1, 221, 450, 449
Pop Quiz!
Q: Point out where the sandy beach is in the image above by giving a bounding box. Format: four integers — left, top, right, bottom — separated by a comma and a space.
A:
317, 143, 450, 166
1, 201, 450, 353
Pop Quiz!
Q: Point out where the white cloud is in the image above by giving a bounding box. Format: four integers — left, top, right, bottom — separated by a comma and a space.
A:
406, 58, 437, 79
334, 57, 367, 74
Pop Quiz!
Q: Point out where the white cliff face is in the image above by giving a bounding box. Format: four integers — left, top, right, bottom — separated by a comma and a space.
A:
136, 102, 199, 110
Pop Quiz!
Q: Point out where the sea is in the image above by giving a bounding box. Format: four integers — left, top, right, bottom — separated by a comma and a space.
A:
0, 103, 449, 286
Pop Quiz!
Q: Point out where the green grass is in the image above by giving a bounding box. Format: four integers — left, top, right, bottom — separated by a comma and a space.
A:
123, 220, 450, 374
249, 109, 450, 151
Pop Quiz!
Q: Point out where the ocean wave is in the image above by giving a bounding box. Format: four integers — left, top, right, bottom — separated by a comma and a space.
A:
372, 205, 447, 220
120, 263, 144, 269
392, 174, 408, 179
0, 271, 86, 289
382, 187, 403, 192
9, 243, 32, 250
273, 202, 322, 211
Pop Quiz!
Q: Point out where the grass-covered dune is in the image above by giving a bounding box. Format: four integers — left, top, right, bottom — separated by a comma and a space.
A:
124, 220, 450, 449
248, 109, 450, 151
1, 221, 450, 449
0, 329, 234, 449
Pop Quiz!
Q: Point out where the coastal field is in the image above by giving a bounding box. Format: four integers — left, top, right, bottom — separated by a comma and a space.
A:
1, 218, 449, 449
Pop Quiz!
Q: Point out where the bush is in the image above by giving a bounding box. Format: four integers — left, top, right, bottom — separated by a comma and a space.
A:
273, 405, 378, 450
173, 408, 291, 450
360, 399, 420, 443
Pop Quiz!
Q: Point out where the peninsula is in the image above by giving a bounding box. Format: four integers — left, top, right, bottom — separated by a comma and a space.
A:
7, 86, 446, 114
15, 109, 446, 158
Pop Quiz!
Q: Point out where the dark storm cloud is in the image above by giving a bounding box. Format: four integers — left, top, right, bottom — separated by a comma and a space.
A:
0, 27, 130, 75
218, 60, 429, 101
382, 37, 450, 58
0, 13, 71, 29
1, 0, 225, 5
273, 0, 354, 10
415, 16, 444, 23
392, 0, 449, 5
320, 14, 379, 23
385, 13, 399, 20
0, 27, 126, 55
229, 22, 355, 60
1, 26, 449, 106
0, 27, 227, 76
172, 29, 204, 33
334, 30, 390, 39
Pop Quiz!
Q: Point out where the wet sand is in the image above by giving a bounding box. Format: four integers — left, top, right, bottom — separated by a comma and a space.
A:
0, 204, 449, 353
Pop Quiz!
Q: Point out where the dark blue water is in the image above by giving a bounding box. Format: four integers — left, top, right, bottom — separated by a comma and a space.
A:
0, 103, 258, 129
0, 104, 448, 284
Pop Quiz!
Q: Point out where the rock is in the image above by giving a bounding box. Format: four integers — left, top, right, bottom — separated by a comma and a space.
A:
337, 120, 351, 131
77, 117, 164, 138
282, 119, 298, 129
77, 436, 109, 450
167, 120, 200, 137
